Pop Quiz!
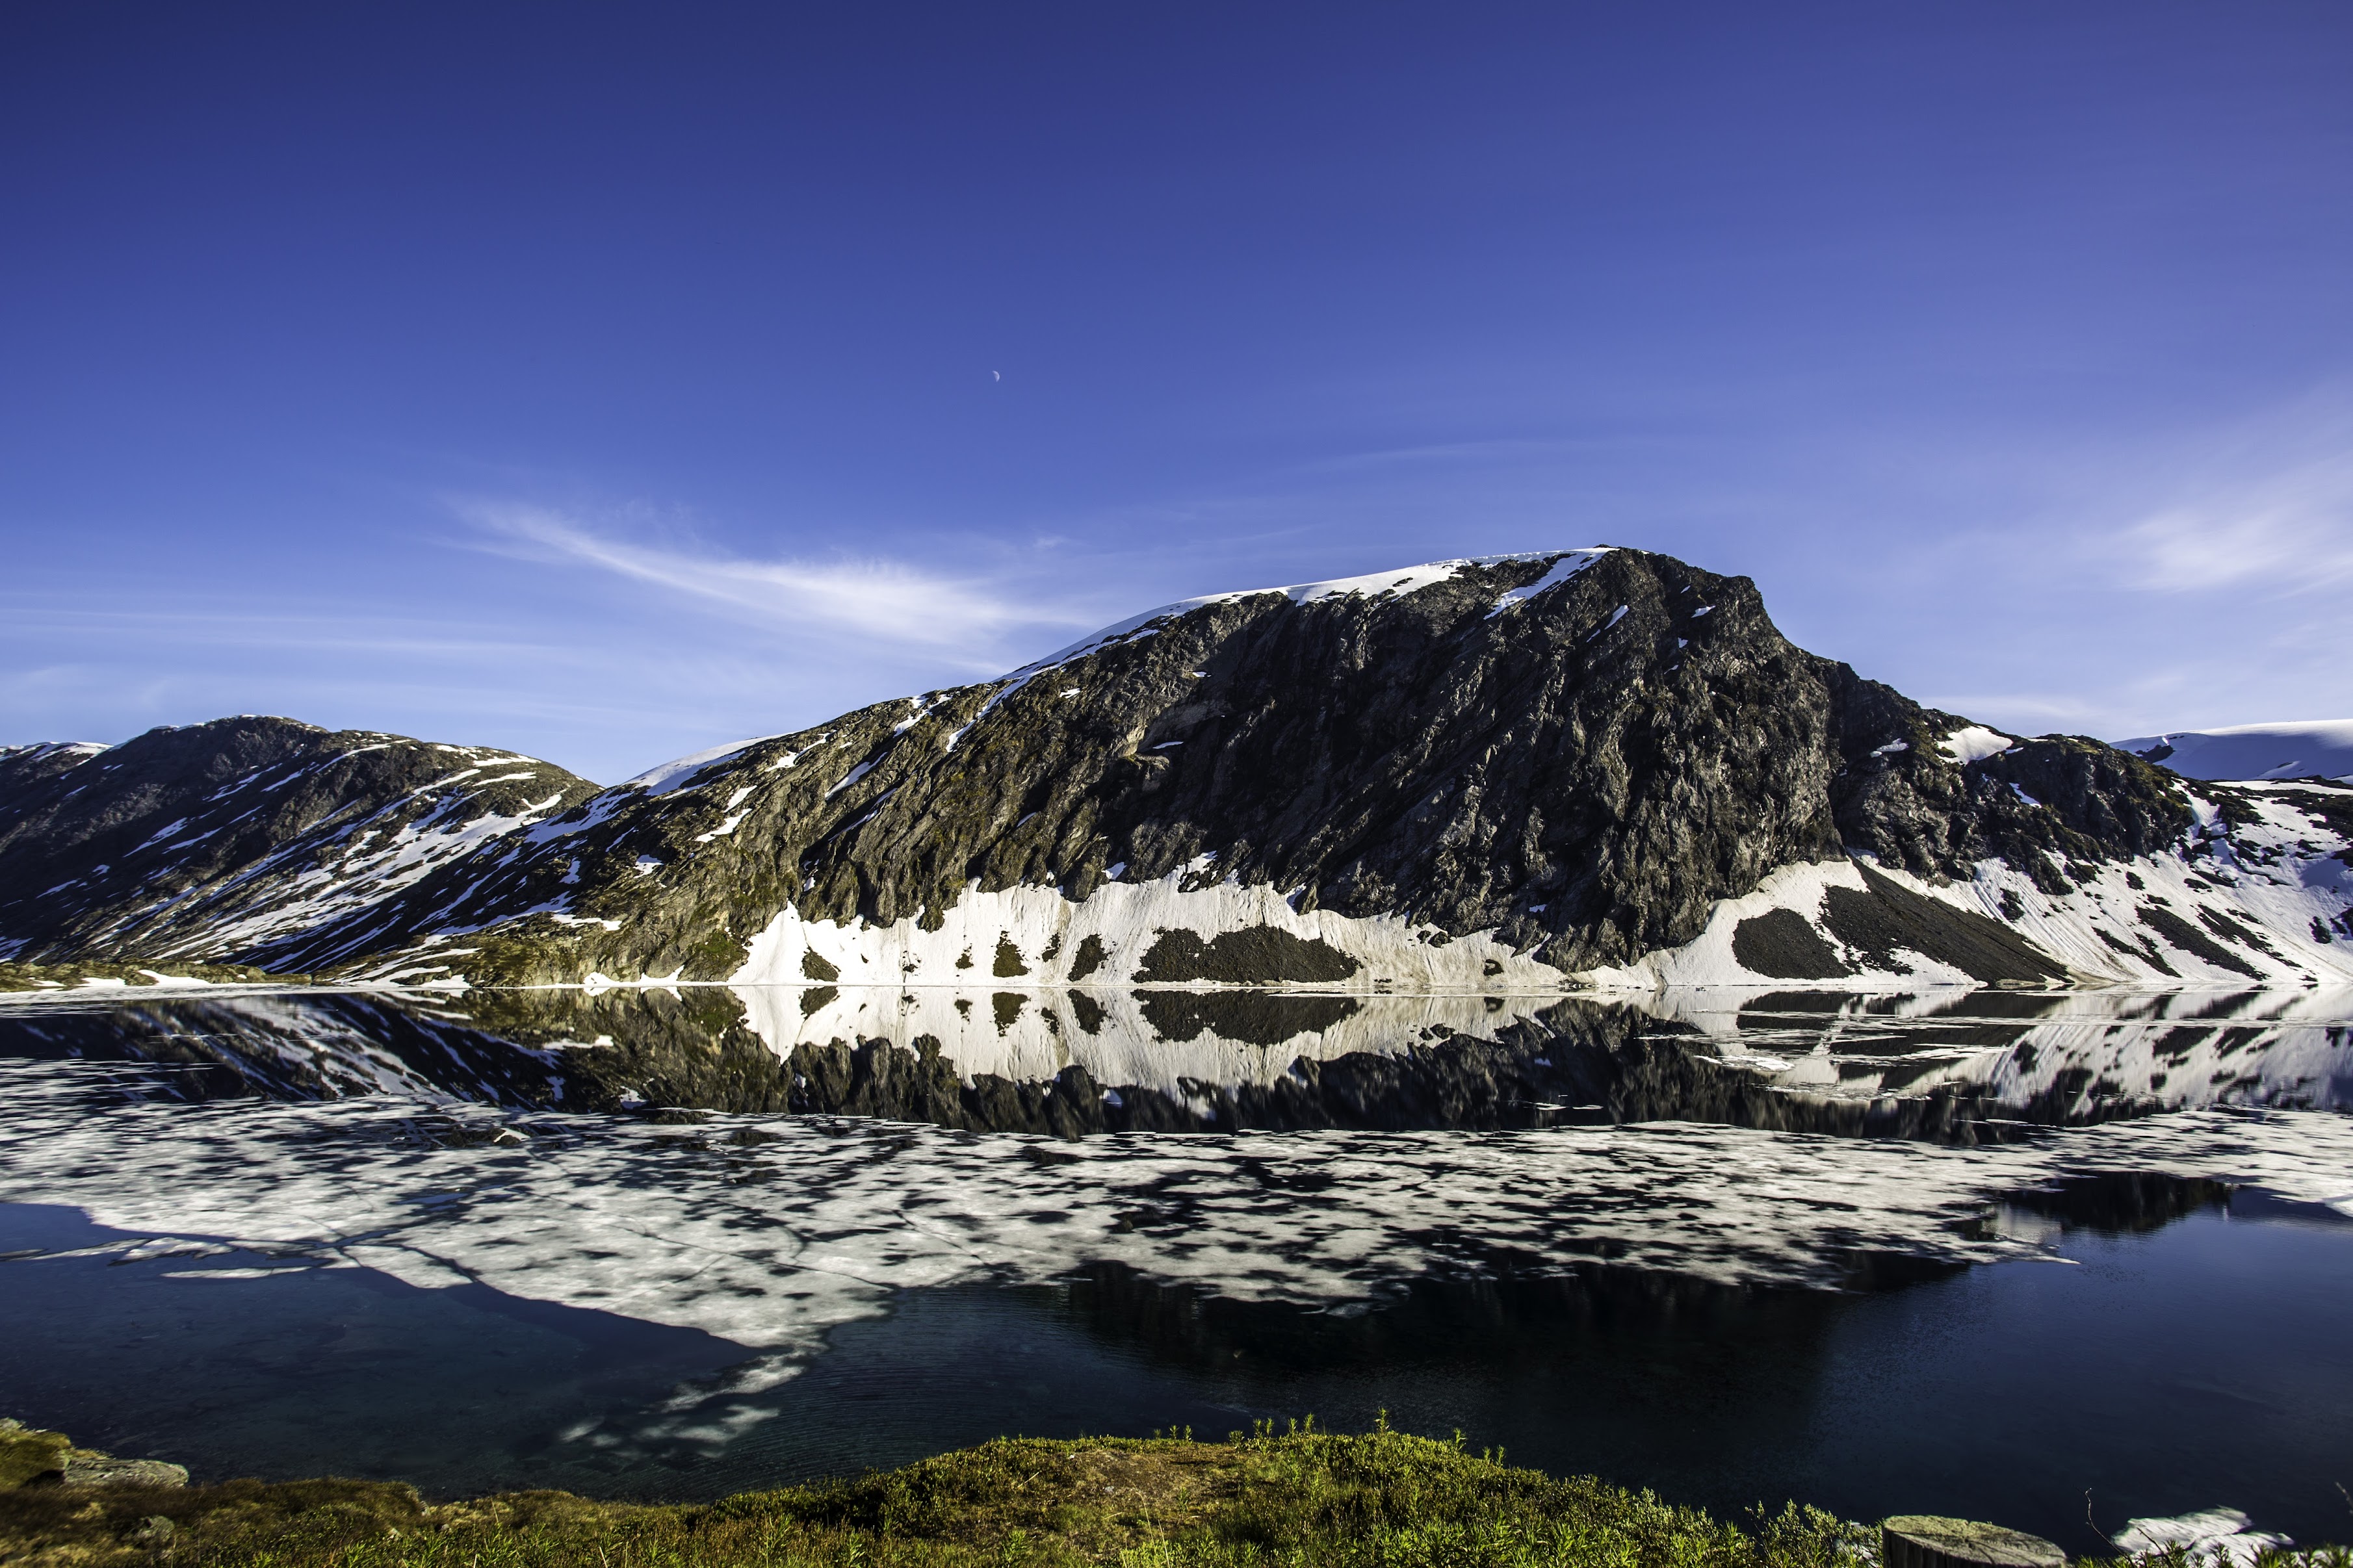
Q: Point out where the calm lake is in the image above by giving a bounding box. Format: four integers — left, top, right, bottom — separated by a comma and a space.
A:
1, 982, 2348, 1551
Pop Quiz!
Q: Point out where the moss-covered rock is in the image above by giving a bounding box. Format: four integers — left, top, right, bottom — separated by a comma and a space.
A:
0, 1422, 71, 1489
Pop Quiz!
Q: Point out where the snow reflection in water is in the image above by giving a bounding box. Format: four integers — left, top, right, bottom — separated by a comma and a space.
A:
0, 984, 2348, 1538
2, 981, 2348, 1130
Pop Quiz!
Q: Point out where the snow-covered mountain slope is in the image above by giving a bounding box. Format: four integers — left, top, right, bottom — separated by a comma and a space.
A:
0, 717, 598, 967
1585, 773, 2353, 988
224, 546, 2344, 991
6, 552, 2350, 992
2114, 721, 2353, 783
0, 741, 111, 792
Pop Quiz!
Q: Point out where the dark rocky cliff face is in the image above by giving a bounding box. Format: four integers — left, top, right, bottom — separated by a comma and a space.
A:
0, 742, 110, 795
250, 548, 2202, 984
0, 717, 597, 965
6, 551, 2339, 988
1825, 683, 2191, 893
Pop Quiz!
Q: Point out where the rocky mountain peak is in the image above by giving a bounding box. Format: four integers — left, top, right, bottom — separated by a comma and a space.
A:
5, 552, 2349, 993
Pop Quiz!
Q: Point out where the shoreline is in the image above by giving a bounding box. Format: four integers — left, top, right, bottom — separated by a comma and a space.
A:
13, 1415, 2319, 1568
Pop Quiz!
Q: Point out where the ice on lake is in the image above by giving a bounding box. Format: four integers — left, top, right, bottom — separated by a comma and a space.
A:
1, 981, 2348, 1542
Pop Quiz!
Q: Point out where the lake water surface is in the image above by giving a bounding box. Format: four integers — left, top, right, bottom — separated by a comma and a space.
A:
1, 982, 2348, 1550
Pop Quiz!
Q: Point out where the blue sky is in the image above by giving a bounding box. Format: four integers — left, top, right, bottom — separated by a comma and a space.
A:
3, 2, 2348, 782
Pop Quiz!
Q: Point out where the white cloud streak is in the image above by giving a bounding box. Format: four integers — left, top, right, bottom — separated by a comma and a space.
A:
459, 501, 1097, 654
2105, 417, 2353, 594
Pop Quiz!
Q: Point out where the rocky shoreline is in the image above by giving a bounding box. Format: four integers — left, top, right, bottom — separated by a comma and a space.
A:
0, 1419, 188, 1493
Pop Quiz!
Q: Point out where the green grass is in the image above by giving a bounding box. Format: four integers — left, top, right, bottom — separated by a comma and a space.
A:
2, 1418, 2345, 1567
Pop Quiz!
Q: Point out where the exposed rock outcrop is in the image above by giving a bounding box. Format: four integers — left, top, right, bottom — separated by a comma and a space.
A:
5, 551, 2348, 988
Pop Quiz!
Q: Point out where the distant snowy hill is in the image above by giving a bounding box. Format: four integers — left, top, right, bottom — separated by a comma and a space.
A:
0, 719, 597, 966
6, 551, 2351, 992
2114, 722, 2353, 784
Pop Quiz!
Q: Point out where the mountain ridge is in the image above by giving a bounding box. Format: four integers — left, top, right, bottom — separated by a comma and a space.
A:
0, 718, 599, 968
4, 549, 2350, 992
2115, 721, 2353, 784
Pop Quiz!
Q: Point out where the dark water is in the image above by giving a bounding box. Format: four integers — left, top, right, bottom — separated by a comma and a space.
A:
1, 982, 2350, 1549
3, 1191, 2349, 1548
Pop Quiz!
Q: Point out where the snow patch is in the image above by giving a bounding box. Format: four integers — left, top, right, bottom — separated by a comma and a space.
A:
1940, 725, 2014, 765
1584, 860, 1996, 991
623, 734, 791, 797
693, 812, 748, 843
1484, 550, 1610, 617
731, 873, 1564, 995
1000, 552, 1615, 710
825, 761, 876, 798
132, 818, 190, 852
2115, 719, 2353, 783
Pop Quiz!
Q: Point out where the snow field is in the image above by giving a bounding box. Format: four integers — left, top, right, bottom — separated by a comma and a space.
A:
731, 871, 1566, 994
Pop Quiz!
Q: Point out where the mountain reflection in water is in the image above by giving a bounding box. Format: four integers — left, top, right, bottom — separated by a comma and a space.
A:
1, 984, 2350, 1546
2, 982, 2346, 1137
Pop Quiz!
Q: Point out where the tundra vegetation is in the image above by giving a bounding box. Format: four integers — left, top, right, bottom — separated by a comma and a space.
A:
3, 1418, 2343, 1568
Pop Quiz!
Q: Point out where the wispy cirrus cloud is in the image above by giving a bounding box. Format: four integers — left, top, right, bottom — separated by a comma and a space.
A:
2102, 408, 2353, 593
457, 500, 1099, 657
1915, 692, 2102, 726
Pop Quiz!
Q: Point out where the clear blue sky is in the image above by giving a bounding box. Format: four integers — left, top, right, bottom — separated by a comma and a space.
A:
4, 2, 2348, 782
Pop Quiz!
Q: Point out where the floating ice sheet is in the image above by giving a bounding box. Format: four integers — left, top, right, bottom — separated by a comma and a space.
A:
4, 1055, 2350, 1376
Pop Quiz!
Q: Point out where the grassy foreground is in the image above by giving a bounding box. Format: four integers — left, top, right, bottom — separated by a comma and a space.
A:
3, 1417, 1867, 1567
1, 1418, 2339, 1568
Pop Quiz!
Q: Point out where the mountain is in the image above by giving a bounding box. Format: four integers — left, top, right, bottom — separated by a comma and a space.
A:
0, 717, 598, 966
2115, 721, 2353, 784
4, 550, 2350, 990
